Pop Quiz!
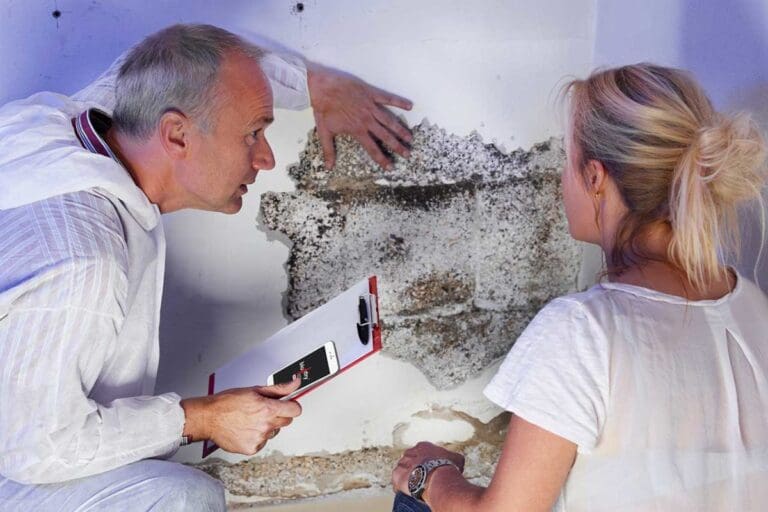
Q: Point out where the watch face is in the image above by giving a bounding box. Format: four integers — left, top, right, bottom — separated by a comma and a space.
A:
408, 465, 426, 494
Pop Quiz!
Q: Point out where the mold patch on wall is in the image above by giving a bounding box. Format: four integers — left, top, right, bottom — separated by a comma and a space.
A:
260, 123, 580, 388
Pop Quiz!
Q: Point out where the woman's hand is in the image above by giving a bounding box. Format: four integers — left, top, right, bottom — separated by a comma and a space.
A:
391, 441, 465, 496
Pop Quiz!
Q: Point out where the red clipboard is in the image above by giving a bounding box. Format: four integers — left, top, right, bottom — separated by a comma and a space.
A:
202, 276, 382, 458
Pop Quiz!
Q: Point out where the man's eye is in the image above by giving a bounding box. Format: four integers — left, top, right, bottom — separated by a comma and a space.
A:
245, 130, 261, 145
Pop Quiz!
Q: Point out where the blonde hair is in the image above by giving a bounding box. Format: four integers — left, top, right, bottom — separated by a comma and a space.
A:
564, 64, 767, 290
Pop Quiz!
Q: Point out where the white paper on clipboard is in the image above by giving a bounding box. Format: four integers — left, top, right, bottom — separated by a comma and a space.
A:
202, 276, 382, 457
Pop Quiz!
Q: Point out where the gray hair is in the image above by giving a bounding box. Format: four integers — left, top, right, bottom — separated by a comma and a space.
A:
113, 24, 264, 139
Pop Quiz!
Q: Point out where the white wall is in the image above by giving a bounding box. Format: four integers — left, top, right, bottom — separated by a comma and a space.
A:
0, 0, 596, 465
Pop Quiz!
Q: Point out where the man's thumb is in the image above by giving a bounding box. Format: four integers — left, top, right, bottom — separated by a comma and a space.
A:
258, 376, 301, 398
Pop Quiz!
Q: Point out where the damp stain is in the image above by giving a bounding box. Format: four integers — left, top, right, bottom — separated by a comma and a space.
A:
194, 410, 511, 502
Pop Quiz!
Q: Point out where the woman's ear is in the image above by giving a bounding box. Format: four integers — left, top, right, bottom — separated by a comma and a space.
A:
158, 110, 190, 159
585, 159, 608, 195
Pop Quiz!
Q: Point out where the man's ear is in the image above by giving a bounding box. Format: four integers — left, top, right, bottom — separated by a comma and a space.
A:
158, 110, 191, 159
585, 159, 608, 195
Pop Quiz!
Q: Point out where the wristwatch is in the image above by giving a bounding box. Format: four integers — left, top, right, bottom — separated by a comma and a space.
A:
407, 458, 460, 501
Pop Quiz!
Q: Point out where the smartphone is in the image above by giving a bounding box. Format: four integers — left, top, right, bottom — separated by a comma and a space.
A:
266, 341, 339, 399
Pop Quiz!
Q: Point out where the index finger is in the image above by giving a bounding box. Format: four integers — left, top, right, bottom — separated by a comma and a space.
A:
372, 107, 413, 145
270, 396, 303, 418
372, 87, 413, 111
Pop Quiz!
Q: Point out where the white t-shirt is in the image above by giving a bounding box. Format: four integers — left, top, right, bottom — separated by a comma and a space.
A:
484, 272, 768, 511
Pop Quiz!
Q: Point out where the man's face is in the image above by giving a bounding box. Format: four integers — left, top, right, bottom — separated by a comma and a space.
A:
181, 50, 275, 214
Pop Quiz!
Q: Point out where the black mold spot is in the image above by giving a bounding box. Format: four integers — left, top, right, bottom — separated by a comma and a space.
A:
52, 10, 62, 18
296, 2, 305, 12
381, 234, 409, 263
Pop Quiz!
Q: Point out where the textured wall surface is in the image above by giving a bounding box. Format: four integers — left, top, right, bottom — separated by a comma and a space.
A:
260, 123, 580, 389
200, 410, 509, 505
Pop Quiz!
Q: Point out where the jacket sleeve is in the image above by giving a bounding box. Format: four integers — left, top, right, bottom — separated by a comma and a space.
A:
0, 258, 186, 484
70, 37, 309, 112
0, 194, 186, 484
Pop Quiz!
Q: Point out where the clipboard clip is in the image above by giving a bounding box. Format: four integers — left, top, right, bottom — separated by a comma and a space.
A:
356, 293, 378, 345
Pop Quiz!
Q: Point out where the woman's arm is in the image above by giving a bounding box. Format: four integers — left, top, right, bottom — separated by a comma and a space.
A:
393, 415, 577, 512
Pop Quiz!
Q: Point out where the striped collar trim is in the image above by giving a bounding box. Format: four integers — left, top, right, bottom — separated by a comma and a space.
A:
70, 108, 161, 231
72, 109, 124, 166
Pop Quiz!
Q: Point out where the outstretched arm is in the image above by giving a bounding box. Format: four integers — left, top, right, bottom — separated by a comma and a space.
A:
70, 31, 413, 171
392, 415, 577, 512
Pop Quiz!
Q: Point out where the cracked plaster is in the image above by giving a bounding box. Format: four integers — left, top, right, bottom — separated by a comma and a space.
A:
260, 122, 580, 389
198, 410, 510, 503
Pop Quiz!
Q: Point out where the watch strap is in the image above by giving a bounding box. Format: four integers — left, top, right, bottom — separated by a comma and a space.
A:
410, 458, 459, 501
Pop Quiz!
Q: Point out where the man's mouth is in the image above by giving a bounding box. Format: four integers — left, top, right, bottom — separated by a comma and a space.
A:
239, 173, 258, 194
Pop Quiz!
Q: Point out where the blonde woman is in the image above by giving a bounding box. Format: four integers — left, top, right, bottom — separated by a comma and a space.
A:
391, 64, 768, 511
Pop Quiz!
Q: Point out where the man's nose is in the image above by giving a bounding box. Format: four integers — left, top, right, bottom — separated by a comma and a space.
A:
253, 140, 275, 171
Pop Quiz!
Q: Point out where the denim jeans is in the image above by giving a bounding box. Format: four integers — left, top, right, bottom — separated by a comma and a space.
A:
393, 492, 432, 512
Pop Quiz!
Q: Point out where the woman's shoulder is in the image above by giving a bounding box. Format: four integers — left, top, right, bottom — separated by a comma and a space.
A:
539, 285, 622, 319
526, 285, 638, 345
520, 289, 610, 344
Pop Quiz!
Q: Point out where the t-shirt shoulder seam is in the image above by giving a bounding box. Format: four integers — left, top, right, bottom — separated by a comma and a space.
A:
485, 390, 597, 450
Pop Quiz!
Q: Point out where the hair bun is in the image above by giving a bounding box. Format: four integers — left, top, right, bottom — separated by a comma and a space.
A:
694, 112, 767, 197
567, 63, 766, 289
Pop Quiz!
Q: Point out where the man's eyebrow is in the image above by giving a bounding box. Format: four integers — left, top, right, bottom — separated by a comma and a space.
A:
251, 115, 274, 126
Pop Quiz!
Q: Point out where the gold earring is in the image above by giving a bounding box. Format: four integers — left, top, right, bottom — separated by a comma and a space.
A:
593, 192, 601, 230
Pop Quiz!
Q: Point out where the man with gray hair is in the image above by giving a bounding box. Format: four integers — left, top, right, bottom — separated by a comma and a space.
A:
0, 24, 412, 510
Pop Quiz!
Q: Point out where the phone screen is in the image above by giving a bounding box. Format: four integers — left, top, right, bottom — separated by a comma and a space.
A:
273, 345, 332, 390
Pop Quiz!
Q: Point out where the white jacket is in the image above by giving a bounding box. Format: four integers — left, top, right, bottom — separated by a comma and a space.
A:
0, 47, 307, 484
